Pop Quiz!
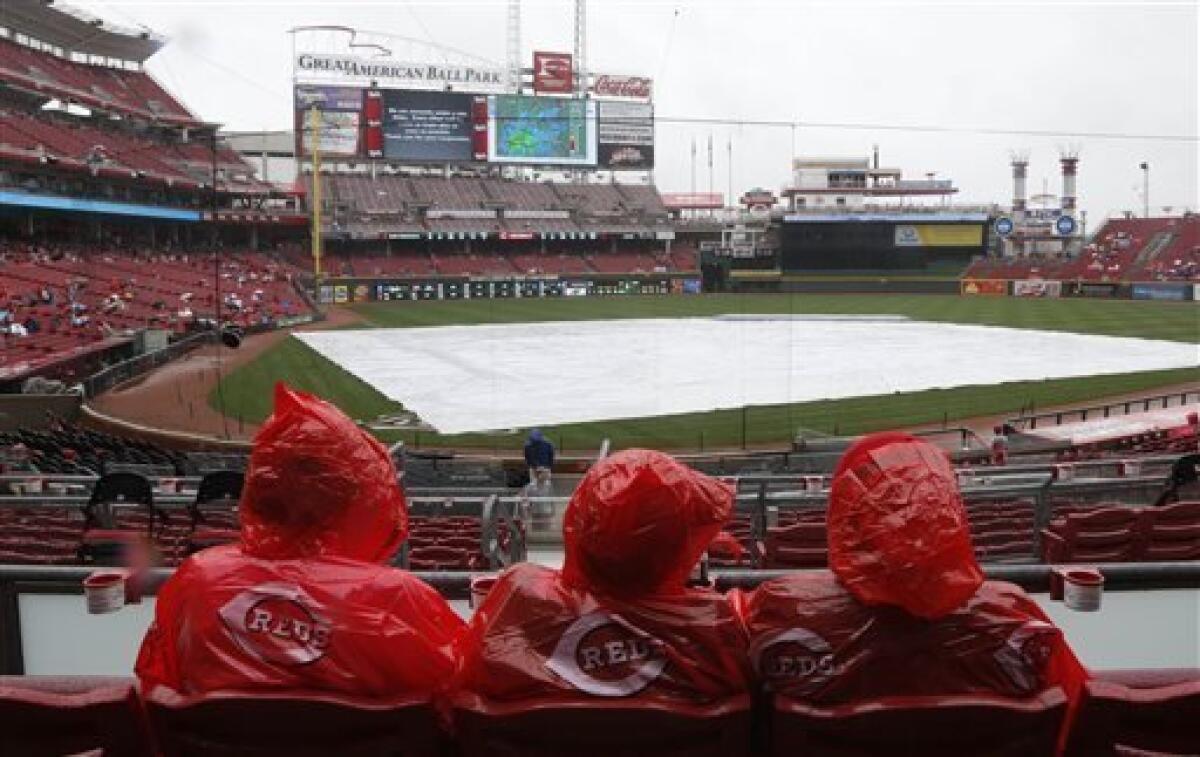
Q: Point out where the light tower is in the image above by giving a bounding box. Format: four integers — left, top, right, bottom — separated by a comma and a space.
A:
506, 0, 521, 91
574, 0, 587, 96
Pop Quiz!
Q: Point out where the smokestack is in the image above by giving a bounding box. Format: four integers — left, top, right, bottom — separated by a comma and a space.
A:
873, 144, 879, 170
1011, 152, 1029, 214
1060, 152, 1079, 212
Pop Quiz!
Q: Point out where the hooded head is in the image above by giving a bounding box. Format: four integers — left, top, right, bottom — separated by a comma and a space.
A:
238, 383, 408, 562
827, 432, 982, 620
529, 429, 544, 442
562, 449, 734, 597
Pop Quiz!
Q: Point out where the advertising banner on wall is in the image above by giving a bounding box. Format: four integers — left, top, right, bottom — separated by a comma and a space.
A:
294, 85, 363, 157
1066, 282, 1122, 299
381, 90, 475, 162
661, 193, 724, 209
488, 95, 597, 165
960, 279, 1008, 296
592, 75, 653, 99
1132, 283, 1191, 301
533, 51, 574, 93
597, 100, 654, 169
1013, 280, 1063, 298
894, 224, 984, 248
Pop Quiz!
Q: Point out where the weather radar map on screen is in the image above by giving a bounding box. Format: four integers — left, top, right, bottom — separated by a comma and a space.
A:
489, 95, 595, 165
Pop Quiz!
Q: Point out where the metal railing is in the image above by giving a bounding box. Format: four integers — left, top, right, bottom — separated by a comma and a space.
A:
81, 331, 213, 398
1009, 390, 1200, 431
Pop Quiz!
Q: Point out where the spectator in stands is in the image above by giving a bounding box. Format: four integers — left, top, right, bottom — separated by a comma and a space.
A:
991, 424, 1010, 465
1153, 453, 1200, 507
453, 449, 751, 714
736, 433, 1087, 739
136, 383, 463, 697
523, 428, 555, 491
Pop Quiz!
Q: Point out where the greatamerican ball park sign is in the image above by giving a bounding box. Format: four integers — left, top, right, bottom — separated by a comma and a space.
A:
296, 53, 504, 88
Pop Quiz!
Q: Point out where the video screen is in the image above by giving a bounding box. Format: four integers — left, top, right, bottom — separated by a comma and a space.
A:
488, 95, 596, 165
598, 100, 654, 169
382, 91, 474, 162
294, 86, 362, 157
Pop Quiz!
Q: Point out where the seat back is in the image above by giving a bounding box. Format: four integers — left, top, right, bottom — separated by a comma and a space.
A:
0, 675, 150, 756
1048, 507, 1144, 562
1065, 676, 1200, 756
86, 472, 157, 531
144, 686, 442, 757
453, 695, 752, 757
771, 688, 1068, 757
1143, 501, 1200, 560
763, 523, 828, 568
194, 470, 245, 507
88, 472, 156, 508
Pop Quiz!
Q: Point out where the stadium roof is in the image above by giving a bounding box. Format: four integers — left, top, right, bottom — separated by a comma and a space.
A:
0, 1, 163, 63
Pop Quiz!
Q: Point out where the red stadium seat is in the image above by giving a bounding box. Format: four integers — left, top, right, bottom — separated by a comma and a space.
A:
762, 522, 828, 568
143, 686, 444, 757
453, 693, 753, 757
0, 675, 151, 756
770, 688, 1068, 757
1142, 501, 1200, 561
1064, 674, 1200, 756
1041, 507, 1144, 563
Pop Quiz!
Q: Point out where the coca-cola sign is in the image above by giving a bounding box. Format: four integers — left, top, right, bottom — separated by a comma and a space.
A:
593, 75, 653, 99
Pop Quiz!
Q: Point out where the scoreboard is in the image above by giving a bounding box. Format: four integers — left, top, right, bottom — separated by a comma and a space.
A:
295, 85, 651, 169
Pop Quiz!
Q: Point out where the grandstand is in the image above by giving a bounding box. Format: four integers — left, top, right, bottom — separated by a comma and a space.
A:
963, 214, 1200, 285
0, 3, 316, 384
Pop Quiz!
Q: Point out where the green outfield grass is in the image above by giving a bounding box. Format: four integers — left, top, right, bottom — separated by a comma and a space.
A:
211, 294, 1199, 449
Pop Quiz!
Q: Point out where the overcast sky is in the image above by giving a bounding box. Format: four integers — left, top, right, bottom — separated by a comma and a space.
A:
70, 0, 1197, 222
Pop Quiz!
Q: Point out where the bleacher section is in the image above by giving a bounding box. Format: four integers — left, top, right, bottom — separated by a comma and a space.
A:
0, 36, 199, 126
0, 108, 267, 194
964, 215, 1200, 283
317, 175, 671, 233
0, 242, 310, 378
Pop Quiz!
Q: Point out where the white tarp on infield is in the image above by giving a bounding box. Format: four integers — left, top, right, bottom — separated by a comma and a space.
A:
295, 317, 1199, 434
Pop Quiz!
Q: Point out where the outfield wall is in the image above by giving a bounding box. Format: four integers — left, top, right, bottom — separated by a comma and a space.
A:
312, 274, 704, 303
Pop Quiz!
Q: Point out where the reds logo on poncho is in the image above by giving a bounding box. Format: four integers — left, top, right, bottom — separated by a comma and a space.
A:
219, 582, 332, 666
546, 611, 667, 697
749, 628, 841, 695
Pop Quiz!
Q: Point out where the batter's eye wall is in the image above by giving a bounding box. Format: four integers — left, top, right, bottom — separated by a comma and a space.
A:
780, 221, 985, 271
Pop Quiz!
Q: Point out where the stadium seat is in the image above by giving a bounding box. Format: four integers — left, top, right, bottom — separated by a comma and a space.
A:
770, 688, 1068, 757
143, 685, 444, 757
453, 694, 753, 757
0, 675, 151, 756
1142, 501, 1200, 561
84, 472, 158, 530
1064, 673, 1200, 756
762, 522, 828, 568
189, 470, 244, 530
1041, 507, 1144, 563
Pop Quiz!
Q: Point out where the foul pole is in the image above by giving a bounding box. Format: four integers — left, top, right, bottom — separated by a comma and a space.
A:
309, 105, 323, 279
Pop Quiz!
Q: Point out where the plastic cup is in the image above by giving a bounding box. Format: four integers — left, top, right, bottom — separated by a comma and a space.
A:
83, 571, 127, 614
1063, 568, 1104, 612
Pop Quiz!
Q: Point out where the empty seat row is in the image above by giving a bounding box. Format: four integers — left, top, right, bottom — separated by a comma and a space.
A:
1041, 501, 1200, 563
